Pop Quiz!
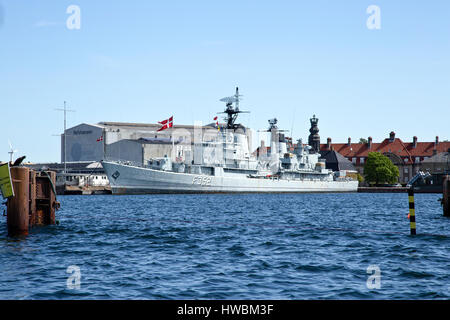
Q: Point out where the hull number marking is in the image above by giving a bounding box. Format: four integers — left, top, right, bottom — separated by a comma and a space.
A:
192, 176, 212, 186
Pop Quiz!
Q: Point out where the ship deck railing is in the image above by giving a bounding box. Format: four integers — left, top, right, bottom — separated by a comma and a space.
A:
103, 158, 147, 169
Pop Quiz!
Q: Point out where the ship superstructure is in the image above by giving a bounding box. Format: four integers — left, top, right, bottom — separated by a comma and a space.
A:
102, 88, 358, 194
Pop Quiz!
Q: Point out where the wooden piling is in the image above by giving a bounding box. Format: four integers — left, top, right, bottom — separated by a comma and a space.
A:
443, 175, 449, 217
7, 167, 30, 236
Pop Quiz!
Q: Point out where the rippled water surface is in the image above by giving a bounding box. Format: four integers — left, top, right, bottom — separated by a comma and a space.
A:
0, 193, 449, 299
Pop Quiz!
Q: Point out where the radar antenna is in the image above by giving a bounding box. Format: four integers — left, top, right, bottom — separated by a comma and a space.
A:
218, 87, 249, 129
257, 118, 288, 132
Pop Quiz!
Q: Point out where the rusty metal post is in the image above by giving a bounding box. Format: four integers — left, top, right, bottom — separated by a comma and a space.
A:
7, 167, 30, 236
35, 171, 58, 225
29, 170, 36, 226
47, 171, 57, 224
443, 175, 449, 217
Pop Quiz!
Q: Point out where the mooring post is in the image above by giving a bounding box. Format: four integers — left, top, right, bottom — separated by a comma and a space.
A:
408, 188, 416, 235
34, 171, 58, 225
29, 170, 36, 226
443, 175, 449, 217
46, 171, 57, 225
7, 167, 30, 236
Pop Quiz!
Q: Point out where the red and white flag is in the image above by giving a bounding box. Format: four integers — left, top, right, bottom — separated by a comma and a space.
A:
157, 116, 173, 132
96, 135, 103, 142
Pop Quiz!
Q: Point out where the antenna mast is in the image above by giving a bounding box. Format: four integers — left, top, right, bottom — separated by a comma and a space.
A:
55, 101, 76, 174
218, 87, 248, 130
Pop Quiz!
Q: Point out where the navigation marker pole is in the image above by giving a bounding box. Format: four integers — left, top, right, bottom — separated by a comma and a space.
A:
408, 188, 416, 235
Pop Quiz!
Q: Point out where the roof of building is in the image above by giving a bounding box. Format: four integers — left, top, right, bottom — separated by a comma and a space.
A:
320, 134, 450, 160
66, 122, 237, 133
97, 122, 219, 130
319, 150, 356, 171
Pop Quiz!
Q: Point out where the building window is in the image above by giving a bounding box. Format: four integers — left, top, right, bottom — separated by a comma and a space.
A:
352, 157, 356, 164
415, 157, 420, 163
360, 157, 365, 164
404, 158, 408, 163
404, 168, 408, 174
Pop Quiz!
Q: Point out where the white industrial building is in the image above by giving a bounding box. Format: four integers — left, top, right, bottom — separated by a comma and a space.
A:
62, 121, 253, 166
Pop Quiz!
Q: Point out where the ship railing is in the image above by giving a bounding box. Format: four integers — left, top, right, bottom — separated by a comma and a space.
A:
103, 157, 145, 168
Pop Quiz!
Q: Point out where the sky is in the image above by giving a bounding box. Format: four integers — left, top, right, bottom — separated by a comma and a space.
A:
0, 0, 449, 163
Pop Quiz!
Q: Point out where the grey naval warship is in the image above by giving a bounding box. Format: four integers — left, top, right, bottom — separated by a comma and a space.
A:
102, 89, 358, 194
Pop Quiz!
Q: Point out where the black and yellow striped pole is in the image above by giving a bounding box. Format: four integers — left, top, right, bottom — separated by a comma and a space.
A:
408, 188, 416, 235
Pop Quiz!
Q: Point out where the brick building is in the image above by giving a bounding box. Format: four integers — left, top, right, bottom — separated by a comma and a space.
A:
320, 132, 450, 184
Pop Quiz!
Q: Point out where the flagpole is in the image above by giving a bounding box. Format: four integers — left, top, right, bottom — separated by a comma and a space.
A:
172, 117, 175, 161
172, 133, 175, 161
103, 129, 106, 160
170, 122, 173, 161
157, 116, 174, 160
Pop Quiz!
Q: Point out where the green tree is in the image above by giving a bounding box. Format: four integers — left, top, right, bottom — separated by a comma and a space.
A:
363, 152, 399, 185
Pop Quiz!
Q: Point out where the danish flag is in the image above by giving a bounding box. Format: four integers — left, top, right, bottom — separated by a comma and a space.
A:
157, 116, 173, 132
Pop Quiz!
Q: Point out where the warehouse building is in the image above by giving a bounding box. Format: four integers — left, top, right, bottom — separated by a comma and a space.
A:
61, 121, 253, 166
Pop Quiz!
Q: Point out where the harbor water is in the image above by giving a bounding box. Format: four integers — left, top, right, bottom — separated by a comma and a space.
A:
0, 193, 449, 299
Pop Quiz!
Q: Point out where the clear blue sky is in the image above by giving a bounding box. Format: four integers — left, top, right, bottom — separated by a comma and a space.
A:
0, 0, 449, 163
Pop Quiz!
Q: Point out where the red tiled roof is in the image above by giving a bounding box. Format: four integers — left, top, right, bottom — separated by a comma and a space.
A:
320, 138, 450, 159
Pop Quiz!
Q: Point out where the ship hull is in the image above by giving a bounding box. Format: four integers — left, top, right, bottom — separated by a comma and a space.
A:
102, 161, 359, 194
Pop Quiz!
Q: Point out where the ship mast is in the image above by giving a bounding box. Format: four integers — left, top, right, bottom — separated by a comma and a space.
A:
219, 87, 249, 130
235, 87, 240, 112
